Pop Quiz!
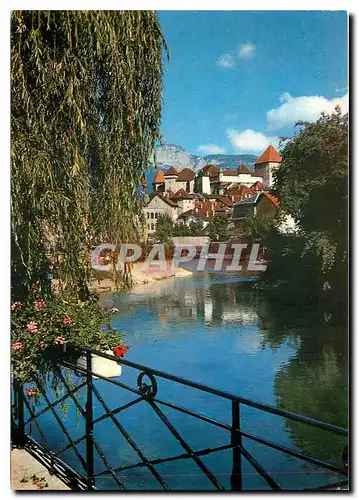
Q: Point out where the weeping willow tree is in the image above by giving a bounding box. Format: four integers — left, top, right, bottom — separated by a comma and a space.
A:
11, 10, 168, 299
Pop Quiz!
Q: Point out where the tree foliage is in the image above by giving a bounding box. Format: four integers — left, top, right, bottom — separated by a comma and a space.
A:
11, 10, 168, 298
153, 214, 206, 242
206, 214, 230, 242
153, 214, 175, 243
235, 212, 277, 244
266, 108, 348, 296
188, 219, 205, 235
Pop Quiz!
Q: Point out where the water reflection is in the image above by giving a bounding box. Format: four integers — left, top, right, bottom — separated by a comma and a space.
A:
110, 271, 348, 475
257, 296, 348, 463
112, 275, 263, 330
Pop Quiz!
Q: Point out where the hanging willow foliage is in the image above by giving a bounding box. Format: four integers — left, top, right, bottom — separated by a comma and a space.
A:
11, 10, 168, 298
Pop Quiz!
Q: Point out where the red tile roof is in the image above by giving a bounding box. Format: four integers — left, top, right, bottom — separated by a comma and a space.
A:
178, 208, 212, 220
237, 164, 250, 174
218, 196, 233, 207
222, 169, 238, 176
170, 189, 195, 200
263, 192, 280, 208
251, 181, 265, 191
255, 145, 282, 165
176, 168, 196, 182
153, 169, 165, 183
201, 193, 218, 199
195, 201, 214, 211
145, 192, 178, 207
233, 192, 280, 208
224, 184, 255, 198
201, 164, 220, 177
164, 167, 179, 176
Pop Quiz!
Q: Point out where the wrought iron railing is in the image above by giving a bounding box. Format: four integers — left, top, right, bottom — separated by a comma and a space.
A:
11, 348, 349, 491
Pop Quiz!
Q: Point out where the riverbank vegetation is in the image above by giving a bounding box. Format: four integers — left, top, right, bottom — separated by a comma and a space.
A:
12, 10, 167, 299
232, 109, 348, 307
153, 212, 229, 242
11, 10, 167, 382
263, 109, 348, 303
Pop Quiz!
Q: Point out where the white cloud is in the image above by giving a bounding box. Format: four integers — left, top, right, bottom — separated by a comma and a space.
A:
217, 42, 256, 70
197, 144, 226, 155
266, 92, 349, 130
227, 129, 279, 154
237, 42, 256, 59
217, 54, 236, 70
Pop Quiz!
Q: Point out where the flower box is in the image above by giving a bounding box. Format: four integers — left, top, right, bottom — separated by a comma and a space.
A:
75, 350, 122, 379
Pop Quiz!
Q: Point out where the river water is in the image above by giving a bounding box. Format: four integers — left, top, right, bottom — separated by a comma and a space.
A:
26, 268, 348, 490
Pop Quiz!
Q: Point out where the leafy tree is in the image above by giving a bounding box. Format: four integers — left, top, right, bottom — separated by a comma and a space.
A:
235, 212, 277, 244
173, 222, 191, 237
11, 11, 167, 298
188, 219, 205, 235
153, 214, 174, 243
267, 108, 348, 297
207, 214, 230, 242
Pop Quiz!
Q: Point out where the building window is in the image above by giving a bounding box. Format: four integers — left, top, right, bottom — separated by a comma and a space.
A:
147, 212, 149, 219
147, 223, 150, 230
151, 212, 154, 219
155, 213, 158, 219
151, 223, 155, 230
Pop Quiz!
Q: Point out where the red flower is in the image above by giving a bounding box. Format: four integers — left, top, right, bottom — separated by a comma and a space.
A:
63, 317, 73, 324
113, 344, 128, 358
27, 388, 38, 397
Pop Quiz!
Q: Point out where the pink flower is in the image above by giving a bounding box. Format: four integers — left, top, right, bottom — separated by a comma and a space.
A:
39, 341, 46, 349
63, 317, 73, 325
54, 336, 66, 345
12, 341, 23, 351
34, 299, 45, 311
11, 301, 24, 311
27, 321, 38, 333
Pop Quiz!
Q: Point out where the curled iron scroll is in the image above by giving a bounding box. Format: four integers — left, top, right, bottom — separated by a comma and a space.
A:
137, 372, 158, 399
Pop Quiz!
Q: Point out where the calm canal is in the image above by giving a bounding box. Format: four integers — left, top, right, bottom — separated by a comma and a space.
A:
28, 268, 348, 490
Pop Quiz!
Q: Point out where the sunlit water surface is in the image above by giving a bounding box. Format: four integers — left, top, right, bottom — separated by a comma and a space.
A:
27, 268, 348, 490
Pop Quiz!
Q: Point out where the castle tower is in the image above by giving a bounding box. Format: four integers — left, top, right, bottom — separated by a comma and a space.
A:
254, 145, 282, 188
152, 169, 165, 192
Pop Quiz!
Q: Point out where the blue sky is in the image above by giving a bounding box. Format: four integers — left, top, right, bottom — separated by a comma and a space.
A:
157, 11, 348, 155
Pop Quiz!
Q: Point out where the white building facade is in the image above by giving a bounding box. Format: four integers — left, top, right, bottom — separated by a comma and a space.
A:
143, 193, 179, 234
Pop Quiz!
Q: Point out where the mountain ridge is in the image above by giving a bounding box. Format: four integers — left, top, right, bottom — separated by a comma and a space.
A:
150, 144, 257, 172
146, 144, 258, 191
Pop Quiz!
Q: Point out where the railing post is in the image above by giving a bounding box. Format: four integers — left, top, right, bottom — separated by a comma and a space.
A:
13, 380, 25, 448
85, 351, 95, 490
230, 400, 242, 491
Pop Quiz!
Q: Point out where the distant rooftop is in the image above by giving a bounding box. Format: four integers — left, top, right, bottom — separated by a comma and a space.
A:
255, 145, 282, 165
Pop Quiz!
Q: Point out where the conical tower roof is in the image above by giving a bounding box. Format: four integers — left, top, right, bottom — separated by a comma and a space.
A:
153, 169, 165, 183
255, 145, 282, 165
